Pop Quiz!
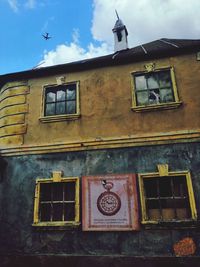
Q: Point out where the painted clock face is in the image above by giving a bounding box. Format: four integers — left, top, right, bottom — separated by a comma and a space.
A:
97, 191, 121, 216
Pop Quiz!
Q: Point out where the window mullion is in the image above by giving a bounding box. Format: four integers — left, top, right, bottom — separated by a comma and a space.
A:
157, 179, 163, 220
55, 90, 58, 115
145, 76, 150, 104
50, 184, 53, 222
171, 177, 177, 219
64, 88, 67, 114
62, 183, 65, 222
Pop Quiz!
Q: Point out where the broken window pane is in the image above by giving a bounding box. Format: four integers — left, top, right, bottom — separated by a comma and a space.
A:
160, 88, 174, 103
147, 73, 159, 89
158, 71, 171, 87
149, 89, 160, 104
133, 69, 175, 107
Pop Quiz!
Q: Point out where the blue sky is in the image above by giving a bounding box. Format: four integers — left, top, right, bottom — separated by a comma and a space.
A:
1, 0, 200, 75
0, 0, 94, 74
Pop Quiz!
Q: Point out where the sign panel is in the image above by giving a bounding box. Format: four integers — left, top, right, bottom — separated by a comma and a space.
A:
82, 174, 139, 231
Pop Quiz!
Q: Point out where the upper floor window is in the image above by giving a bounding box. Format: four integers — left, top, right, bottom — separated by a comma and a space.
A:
45, 83, 77, 116
131, 67, 182, 112
40, 82, 80, 123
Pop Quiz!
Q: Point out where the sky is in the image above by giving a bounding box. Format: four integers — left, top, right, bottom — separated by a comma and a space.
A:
0, 0, 200, 75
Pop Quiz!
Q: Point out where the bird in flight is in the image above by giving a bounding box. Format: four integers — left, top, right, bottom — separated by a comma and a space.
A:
42, 32, 52, 40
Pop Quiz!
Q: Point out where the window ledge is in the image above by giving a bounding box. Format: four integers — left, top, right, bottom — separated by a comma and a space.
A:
32, 222, 81, 229
141, 219, 199, 229
131, 101, 182, 112
39, 113, 80, 123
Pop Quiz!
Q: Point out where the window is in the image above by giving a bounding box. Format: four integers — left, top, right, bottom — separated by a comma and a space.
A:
33, 172, 80, 227
131, 67, 181, 111
139, 165, 197, 224
40, 82, 80, 122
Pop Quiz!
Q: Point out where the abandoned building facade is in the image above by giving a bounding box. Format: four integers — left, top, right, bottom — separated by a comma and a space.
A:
0, 18, 200, 266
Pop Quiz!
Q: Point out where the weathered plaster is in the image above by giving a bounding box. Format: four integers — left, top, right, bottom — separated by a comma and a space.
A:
1, 54, 200, 152
0, 143, 199, 257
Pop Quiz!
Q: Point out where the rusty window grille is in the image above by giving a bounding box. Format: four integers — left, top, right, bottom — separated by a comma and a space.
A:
143, 176, 191, 221
44, 83, 77, 116
39, 182, 76, 222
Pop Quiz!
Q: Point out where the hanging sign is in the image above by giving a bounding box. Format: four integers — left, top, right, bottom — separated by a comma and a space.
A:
82, 174, 139, 231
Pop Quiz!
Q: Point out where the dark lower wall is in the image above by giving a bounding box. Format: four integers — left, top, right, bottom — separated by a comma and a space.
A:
0, 142, 200, 257
1, 255, 200, 267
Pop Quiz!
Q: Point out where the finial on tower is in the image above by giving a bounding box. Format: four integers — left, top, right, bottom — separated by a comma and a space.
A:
115, 9, 120, 20
112, 11, 128, 52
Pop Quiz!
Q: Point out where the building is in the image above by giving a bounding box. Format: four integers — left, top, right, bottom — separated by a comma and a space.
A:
0, 17, 200, 267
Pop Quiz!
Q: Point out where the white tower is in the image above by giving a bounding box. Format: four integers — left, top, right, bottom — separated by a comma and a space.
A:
112, 11, 128, 52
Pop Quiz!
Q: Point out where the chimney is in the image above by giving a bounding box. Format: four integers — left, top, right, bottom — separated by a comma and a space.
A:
112, 11, 128, 52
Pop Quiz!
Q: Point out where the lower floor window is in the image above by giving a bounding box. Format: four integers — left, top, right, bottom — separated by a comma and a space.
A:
144, 176, 190, 220
33, 174, 80, 226
139, 165, 197, 223
40, 182, 76, 222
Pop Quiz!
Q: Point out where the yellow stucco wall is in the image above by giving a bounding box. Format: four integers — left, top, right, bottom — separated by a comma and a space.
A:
1, 53, 200, 155
0, 81, 29, 147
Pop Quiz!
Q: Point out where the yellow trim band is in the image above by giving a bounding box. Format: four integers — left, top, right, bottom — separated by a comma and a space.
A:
1, 129, 200, 156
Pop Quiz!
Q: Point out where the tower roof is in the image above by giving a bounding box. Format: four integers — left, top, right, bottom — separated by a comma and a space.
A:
112, 11, 128, 35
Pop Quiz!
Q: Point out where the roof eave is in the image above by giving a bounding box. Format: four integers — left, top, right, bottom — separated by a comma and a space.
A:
0, 45, 199, 86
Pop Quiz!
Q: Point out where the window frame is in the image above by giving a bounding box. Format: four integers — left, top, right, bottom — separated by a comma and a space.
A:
33, 176, 80, 227
138, 168, 197, 225
131, 66, 182, 112
39, 81, 80, 123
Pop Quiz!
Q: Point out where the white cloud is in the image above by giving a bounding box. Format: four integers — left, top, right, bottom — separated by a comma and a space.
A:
39, 41, 111, 68
91, 0, 200, 47
38, 27, 112, 68
39, 0, 200, 68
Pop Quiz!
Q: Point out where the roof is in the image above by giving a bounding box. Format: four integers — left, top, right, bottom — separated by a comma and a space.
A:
1, 38, 200, 86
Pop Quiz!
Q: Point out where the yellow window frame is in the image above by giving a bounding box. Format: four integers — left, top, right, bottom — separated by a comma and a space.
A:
33, 174, 80, 227
39, 81, 80, 123
138, 165, 197, 224
131, 66, 182, 112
